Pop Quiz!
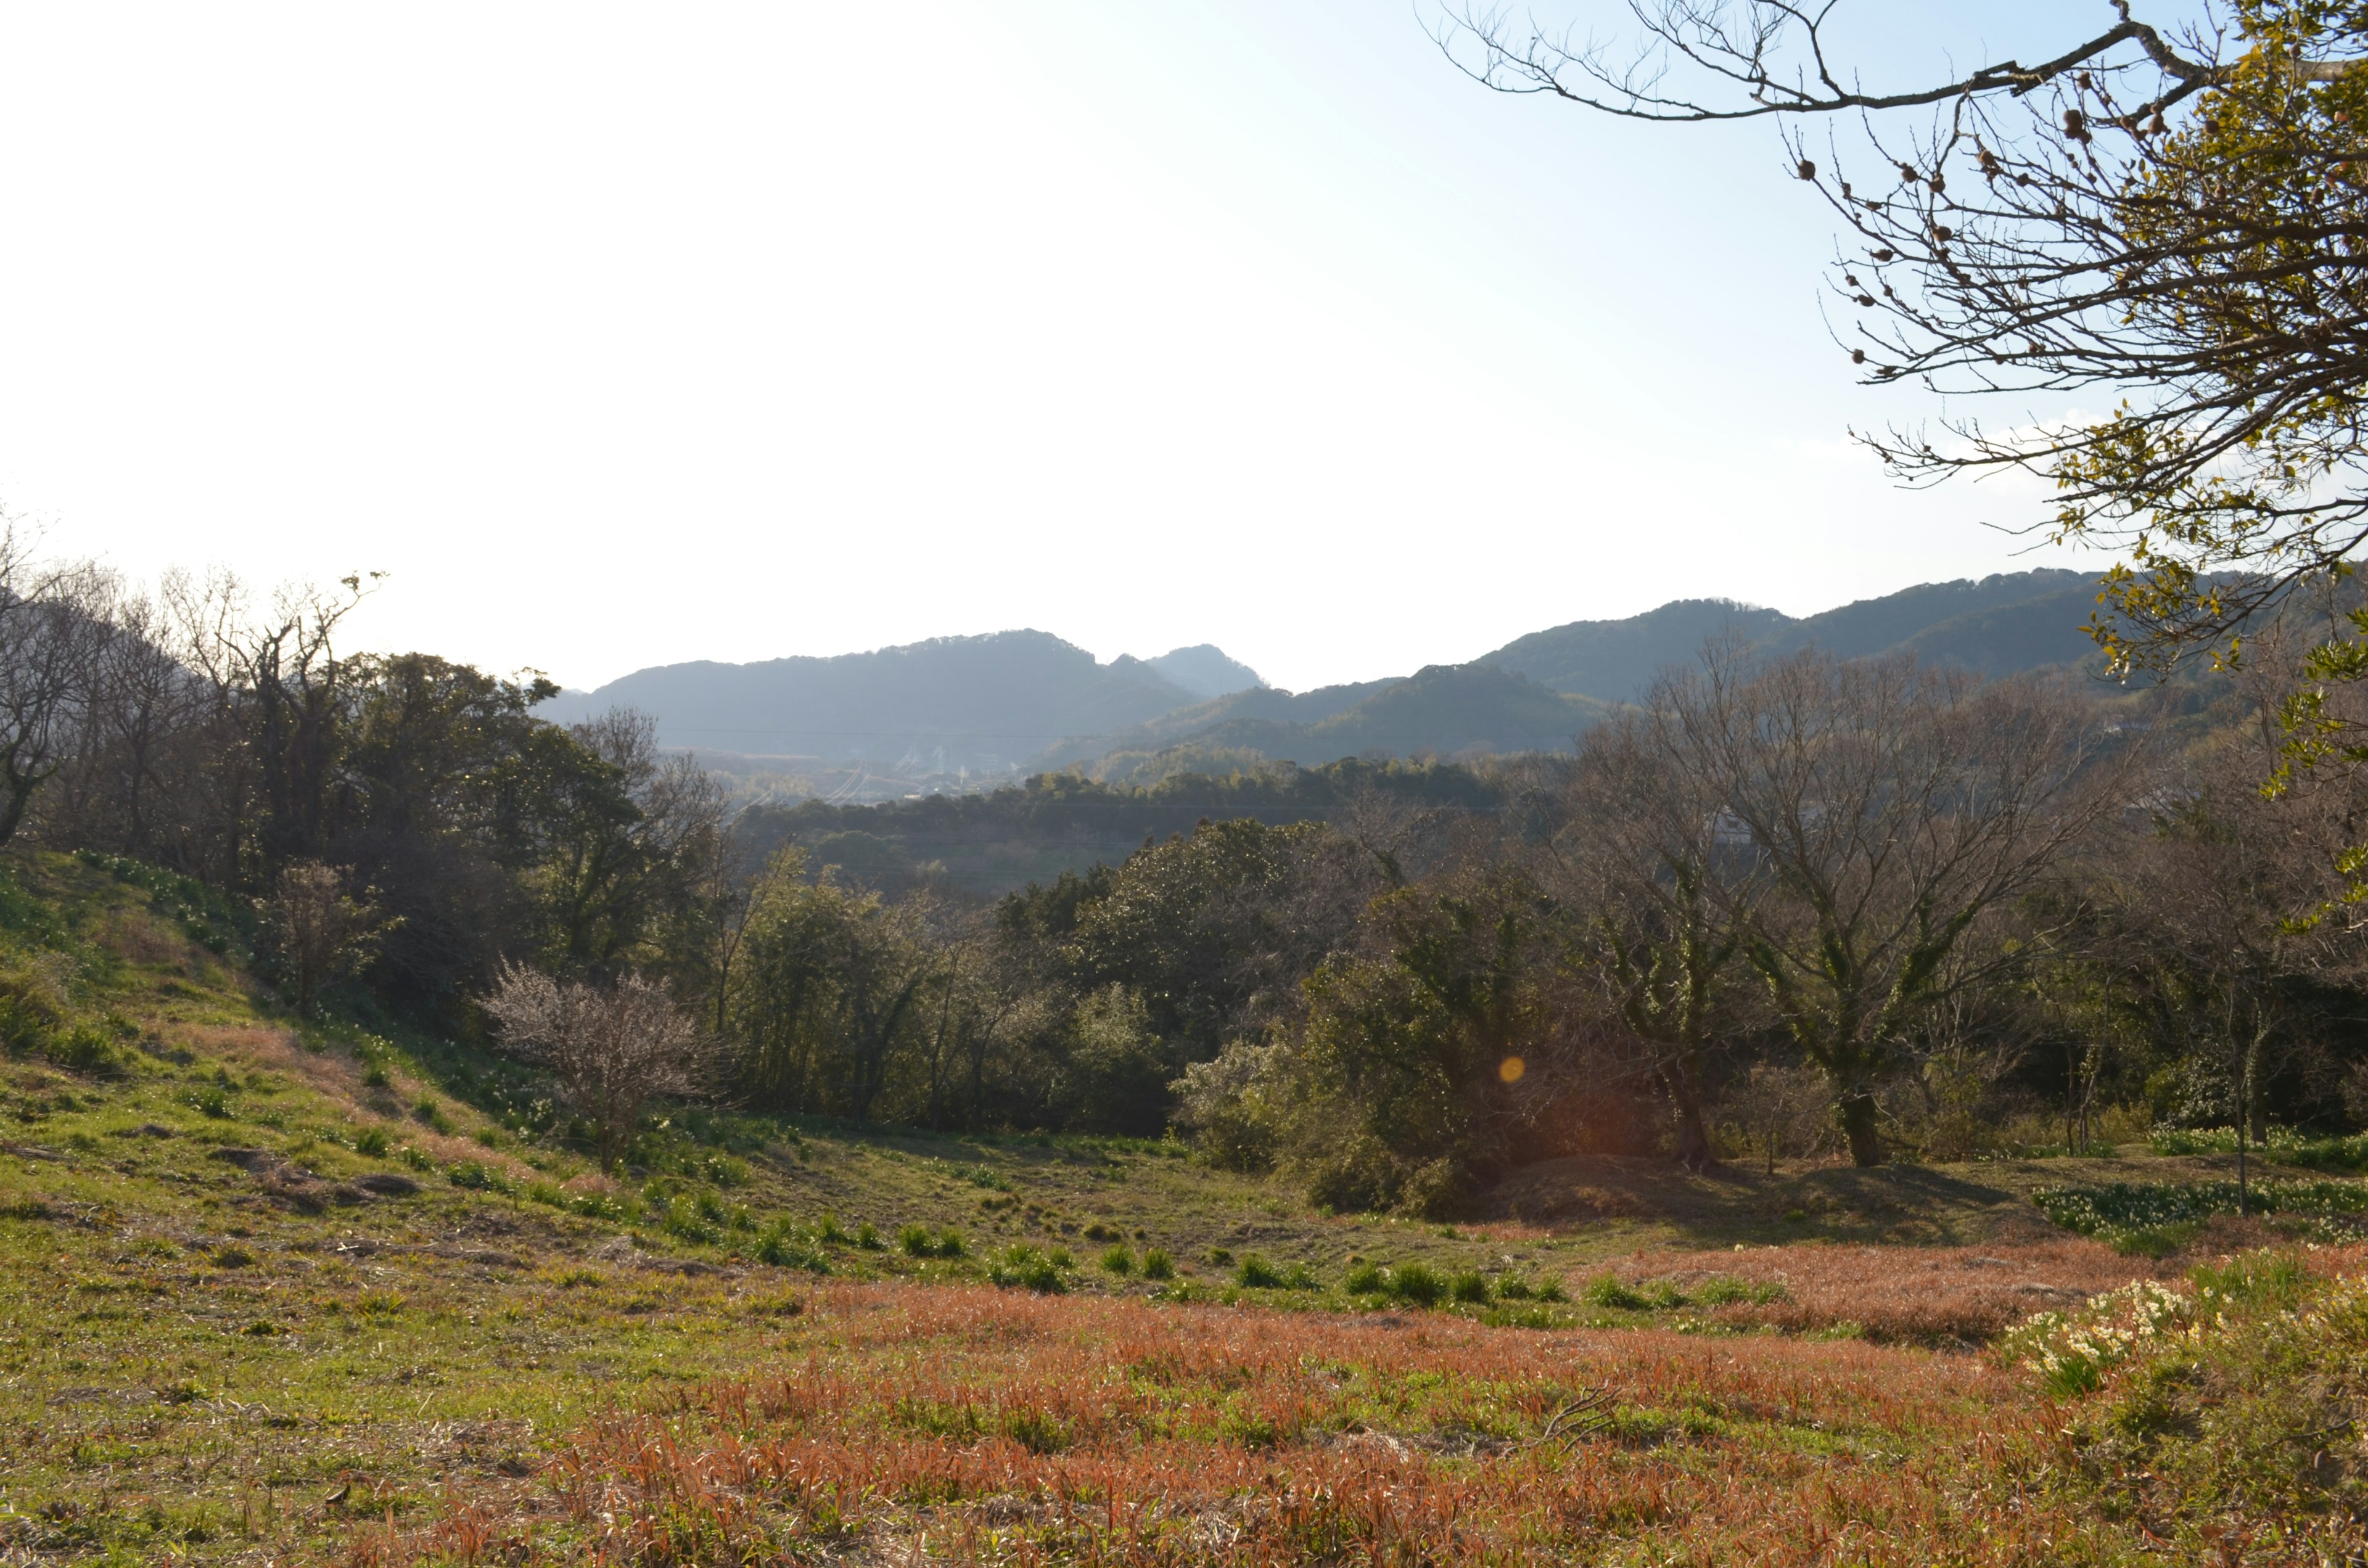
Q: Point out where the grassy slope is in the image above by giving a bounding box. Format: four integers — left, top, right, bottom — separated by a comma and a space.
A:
0, 850, 2361, 1563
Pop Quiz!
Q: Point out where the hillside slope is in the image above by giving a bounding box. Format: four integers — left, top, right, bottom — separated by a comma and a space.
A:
0, 850, 2353, 1562
542, 631, 1204, 776
1479, 569, 2102, 702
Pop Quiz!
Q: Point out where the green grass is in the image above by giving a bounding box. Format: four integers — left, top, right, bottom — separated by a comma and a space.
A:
5, 847, 2368, 1562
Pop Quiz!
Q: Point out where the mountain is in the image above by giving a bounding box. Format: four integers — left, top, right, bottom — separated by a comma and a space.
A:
541, 630, 1203, 776
548, 569, 2116, 802
1479, 569, 2104, 702
1145, 644, 1266, 700
1483, 599, 1793, 702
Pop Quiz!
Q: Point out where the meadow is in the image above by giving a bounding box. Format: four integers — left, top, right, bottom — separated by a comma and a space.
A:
2, 851, 2365, 1564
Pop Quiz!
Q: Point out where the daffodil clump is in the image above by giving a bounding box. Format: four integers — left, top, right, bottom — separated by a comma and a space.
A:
2003, 1278, 2195, 1397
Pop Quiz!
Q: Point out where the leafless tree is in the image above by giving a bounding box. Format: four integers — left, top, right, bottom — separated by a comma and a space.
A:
1434, 4, 2230, 126
1555, 673, 1769, 1171
1645, 647, 2122, 1164
482, 963, 708, 1172
1436, 4, 2368, 678
43, 575, 207, 861
0, 527, 113, 848
258, 860, 390, 1013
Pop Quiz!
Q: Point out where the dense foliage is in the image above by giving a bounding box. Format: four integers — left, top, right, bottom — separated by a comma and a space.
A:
30, 552, 2368, 1212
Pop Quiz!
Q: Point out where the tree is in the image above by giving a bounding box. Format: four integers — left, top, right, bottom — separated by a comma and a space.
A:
0, 528, 110, 848
1069, 817, 1381, 1069
482, 963, 705, 1172
258, 861, 388, 1014
1441, 2, 2368, 745
1558, 689, 1763, 1170
1190, 864, 1558, 1215
1651, 649, 2113, 1165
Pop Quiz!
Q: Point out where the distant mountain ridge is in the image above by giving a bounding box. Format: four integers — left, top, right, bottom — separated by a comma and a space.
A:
541, 630, 1204, 776
1481, 570, 2101, 699
548, 569, 2110, 797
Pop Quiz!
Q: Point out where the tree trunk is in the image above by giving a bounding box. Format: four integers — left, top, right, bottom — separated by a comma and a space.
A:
1661, 1065, 1716, 1173
1839, 1093, 1885, 1167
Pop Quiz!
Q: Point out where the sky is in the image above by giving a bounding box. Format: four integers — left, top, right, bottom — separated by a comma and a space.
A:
0, 2, 2156, 694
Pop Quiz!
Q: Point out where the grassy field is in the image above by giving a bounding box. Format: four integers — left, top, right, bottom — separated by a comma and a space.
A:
2, 850, 2365, 1563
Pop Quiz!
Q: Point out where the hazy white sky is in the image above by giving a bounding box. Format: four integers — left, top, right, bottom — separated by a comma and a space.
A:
0, 2, 2136, 692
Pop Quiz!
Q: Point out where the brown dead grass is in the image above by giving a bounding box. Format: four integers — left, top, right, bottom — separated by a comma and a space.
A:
1590, 1239, 2160, 1341
348, 1279, 2108, 1568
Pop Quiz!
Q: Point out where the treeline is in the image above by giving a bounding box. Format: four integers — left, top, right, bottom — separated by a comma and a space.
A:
731, 759, 1507, 897
25, 544, 2368, 1211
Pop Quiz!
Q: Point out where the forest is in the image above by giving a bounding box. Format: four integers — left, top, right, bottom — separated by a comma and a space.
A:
23, 543, 2368, 1215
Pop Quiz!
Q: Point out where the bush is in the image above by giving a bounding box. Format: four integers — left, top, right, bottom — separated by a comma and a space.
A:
990, 1246, 1067, 1294
1343, 1262, 1386, 1295
355, 1127, 391, 1156
1100, 1244, 1134, 1275
1449, 1268, 1490, 1303
1386, 1263, 1445, 1307
901, 1225, 966, 1259
1582, 1274, 1651, 1311
1140, 1249, 1175, 1281
45, 1024, 126, 1078
1235, 1254, 1283, 1289
446, 1161, 509, 1192
757, 1222, 831, 1273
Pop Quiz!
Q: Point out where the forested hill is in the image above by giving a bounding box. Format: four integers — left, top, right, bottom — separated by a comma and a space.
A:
732, 758, 1510, 897
1479, 569, 2102, 701
552, 569, 2107, 797
543, 630, 1239, 776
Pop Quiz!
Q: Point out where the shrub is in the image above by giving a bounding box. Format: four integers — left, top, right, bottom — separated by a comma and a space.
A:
355, 1127, 391, 1156
1582, 1275, 1650, 1311
1236, 1254, 1283, 1289
815, 1213, 851, 1246
46, 1024, 125, 1077
1100, 1244, 1135, 1275
902, 1225, 965, 1259
757, 1222, 830, 1272
1140, 1249, 1175, 1281
991, 1246, 1067, 1294
1449, 1269, 1490, 1303
1691, 1276, 1784, 1307
856, 1221, 882, 1250
1343, 1262, 1386, 1295
447, 1161, 507, 1192
663, 1197, 717, 1244
1387, 1263, 1445, 1307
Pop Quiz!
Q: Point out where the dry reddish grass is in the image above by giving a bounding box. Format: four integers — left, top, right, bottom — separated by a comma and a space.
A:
1591, 1239, 2164, 1342
1584, 1238, 2368, 1344
346, 1281, 2130, 1567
